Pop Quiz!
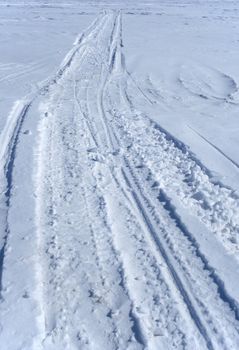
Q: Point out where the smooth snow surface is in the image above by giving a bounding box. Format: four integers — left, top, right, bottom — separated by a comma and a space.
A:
1, 1, 239, 350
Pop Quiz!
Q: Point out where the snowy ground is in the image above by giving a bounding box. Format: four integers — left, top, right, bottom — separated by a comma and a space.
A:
1, 1, 239, 349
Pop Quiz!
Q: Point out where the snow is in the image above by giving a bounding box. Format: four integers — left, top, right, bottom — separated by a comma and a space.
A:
122, 1, 239, 190
0, 1, 239, 349
0, 2, 94, 129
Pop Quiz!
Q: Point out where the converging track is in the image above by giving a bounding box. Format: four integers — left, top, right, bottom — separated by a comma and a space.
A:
0, 10, 239, 350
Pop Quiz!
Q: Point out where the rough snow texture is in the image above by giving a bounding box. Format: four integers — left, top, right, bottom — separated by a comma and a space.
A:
1, 2, 239, 350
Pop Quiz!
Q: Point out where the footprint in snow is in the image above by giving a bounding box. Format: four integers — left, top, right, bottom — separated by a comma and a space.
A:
23, 129, 31, 135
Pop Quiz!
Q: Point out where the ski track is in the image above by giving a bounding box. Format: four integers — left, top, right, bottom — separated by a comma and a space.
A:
1, 9, 239, 350
187, 124, 239, 171
117, 75, 239, 258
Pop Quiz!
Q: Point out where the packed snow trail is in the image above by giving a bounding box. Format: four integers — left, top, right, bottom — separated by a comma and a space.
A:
36, 12, 199, 349
1, 10, 239, 350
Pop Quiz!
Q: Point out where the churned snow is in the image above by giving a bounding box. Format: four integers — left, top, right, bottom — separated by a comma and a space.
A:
0, 1, 239, 349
